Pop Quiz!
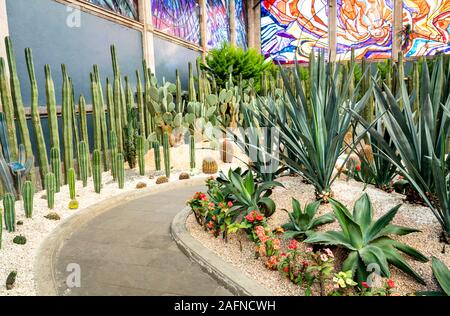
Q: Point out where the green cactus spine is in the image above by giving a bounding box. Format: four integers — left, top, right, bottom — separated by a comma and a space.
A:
116, 153, 125, 189
93, 149, 102, 193
45, 172, 56, 209
50, 147, 62, 193
79, 141, 89, 187
153, 141, 161, 171
22, 180, 33, 218
68, 168, 76, 200
44, 64, 60, 151
61, 65, 74, 184
189, 135, 196, 170
163, 133, 170, 178
0, 58, 18, 161
137, 135, 146, 176
5, 37, 35, 184
3, 193, 15, 232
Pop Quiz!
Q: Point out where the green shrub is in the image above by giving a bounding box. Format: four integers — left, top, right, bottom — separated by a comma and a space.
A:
201, 43, 275, 92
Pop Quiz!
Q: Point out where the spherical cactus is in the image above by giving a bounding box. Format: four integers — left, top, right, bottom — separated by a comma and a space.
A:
220, 138, 234, 163
202, 157, 218, 174
156, 176, 169, 184
179, 172, 190, 180
68, 199, 79, 210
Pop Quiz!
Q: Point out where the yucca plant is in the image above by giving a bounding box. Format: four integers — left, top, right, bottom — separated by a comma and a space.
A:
417, 257, 450, 296
282, 198, 335, 240
221, 168, 283, 217
248, 53, 371, 201
305, 193, 428, 285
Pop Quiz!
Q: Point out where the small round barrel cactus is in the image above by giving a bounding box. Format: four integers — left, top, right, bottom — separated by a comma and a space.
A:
156, 176, 169, 184
202, 157, 218, 174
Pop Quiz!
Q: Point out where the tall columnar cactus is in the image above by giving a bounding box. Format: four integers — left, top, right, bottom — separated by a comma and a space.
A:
196, 58, 204, 103
68, 168, 76, 200
188, 62, 197, 102
61, 65, 74, 184
44, 64, 60, 151
175, 69, 182, 113
70, 79, 81, 180
190, 135, 195, 170
78, 95, 91, 177
136, 71, 146, 137
5, 37, 35, 185
110, 130, 118, 180
22, 180, 33, 218
45, 172, 56, 209
116, 153, 125, 189
361, 57, 374, 126
111, 45, 123, 152
137, 135, 146, 176
79, 141, 89, 187
106, 78, 116, 135
50, 147, 61, 193
25, 48, 48, 185
397, 52, 405, 110
412, 61, 420, 117
0, 57, 18, 161
90, 72, 102, 152
153, 140, 161, 171
3, 193, 15, 232
163, 133, 170, 178
92, 149, 102, 194
94, 65, 110, 171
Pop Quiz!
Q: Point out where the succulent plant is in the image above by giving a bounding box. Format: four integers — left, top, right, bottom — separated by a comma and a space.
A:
50, 147, 61, 192
202, 157, 218, 174
6, 271, 16, 290
68, 199, 79, 210
44, 212, 60, 221
179, 172, 190, 180
22, 180, 34, 218
45, 172, 56, 209
92, 149, 102, 194
68, 168, 76, 200
155, 176, 169, 184
13, 235, 26, 245
116, 152, 125, 189
220, 138, 234, 163
3, 193, 15, 232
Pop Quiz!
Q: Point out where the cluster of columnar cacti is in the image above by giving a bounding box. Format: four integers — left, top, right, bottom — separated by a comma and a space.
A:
22, 181, 33, 218
3, 193, 15, 232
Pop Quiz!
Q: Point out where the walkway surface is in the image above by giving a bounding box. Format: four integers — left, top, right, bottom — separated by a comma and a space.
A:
53, 185, 232, 296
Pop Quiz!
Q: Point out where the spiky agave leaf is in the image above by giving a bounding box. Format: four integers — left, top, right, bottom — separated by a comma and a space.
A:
305, 193, 428, 285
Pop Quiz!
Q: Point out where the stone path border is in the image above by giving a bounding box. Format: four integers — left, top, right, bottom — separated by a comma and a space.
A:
34, 177, 208, 296
171, 207, 273, 296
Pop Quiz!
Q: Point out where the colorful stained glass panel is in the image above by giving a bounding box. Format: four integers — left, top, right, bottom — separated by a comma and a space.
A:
336, 0, 393, 60
207, 0, 230, 49
151, 0, 201, 44
261, 0, 329, 64
235, 0, 248, 49
89, 0, 139, 20
403, 0, 450, 57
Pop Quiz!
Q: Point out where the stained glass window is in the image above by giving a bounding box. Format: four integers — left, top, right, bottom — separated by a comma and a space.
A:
402, 0, 450, 57
151, 0, 201, 44
336, 0, 393, 60
88, 0, 139, 20
235, 0, 248, 49
261, 0, 328, 64
207, 0, 230, 49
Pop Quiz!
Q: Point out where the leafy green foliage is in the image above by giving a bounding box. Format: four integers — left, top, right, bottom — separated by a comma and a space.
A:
202, 43, 275, 93
282, 198, 335, 240
305, 193, 428, 285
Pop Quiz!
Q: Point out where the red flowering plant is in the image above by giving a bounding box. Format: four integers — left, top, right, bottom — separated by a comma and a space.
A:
187, 191, 210, 226
303, 247, 335, 296
278, 239, 311, 286
253, 225, 282, 270
358, 279, 398, 296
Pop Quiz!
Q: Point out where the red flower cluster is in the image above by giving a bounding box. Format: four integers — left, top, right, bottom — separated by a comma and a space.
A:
361, 281, 369, 289
245, 210, 264, 223
287, 239, 298, 250
193, 192, 208, 201
355, 165, 361, 172
387, 279, 395, 289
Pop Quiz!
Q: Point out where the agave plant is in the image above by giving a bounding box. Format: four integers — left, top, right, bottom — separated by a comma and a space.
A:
305, 193, 428, 285
245, 52, 371, 201
417, 257, 450, 296
282, 198, 335, 240
362, 57, 450, 238
221, 168, 283, 217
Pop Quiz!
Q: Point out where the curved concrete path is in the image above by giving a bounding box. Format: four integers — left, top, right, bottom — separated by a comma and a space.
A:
52, 185, 232, 296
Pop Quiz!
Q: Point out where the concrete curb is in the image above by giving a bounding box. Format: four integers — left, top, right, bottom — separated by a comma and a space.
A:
34, 177, 208, 296
171, 206, 274, 296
